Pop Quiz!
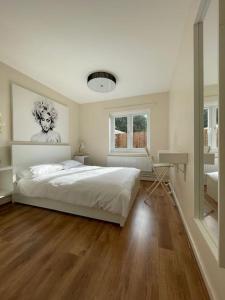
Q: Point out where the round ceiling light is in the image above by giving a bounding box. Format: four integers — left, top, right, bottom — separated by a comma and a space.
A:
87, 71, 116, 93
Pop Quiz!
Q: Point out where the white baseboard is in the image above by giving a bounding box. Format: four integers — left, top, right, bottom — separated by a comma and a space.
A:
169, 183, 216, 300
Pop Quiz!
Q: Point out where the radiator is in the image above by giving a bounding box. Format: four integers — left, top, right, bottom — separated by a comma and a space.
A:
107, 155, 153, 180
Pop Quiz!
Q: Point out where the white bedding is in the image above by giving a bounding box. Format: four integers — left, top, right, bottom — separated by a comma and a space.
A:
16, 166, 140, 217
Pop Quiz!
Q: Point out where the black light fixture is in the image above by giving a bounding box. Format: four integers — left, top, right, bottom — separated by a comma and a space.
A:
87, 71, 116, 93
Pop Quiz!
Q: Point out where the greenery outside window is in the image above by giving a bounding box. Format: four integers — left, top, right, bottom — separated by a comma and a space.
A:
110, 111, 150, 152
204, 105, 218, 150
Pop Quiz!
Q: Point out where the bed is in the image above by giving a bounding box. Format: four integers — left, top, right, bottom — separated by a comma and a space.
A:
12, 145, 140, 226
206, 172, 218, 202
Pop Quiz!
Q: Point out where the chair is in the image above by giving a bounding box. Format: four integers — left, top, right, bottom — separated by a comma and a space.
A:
144, 147, 174, 205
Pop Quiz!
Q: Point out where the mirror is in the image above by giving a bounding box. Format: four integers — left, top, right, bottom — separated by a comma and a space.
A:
201, 0, 219, 244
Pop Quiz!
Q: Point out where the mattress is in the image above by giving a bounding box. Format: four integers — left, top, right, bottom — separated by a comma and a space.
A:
16, 165, 140, 218
206, 172, 218, 202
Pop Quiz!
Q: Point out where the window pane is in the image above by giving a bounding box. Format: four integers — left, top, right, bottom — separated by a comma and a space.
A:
204, 128, 208, 146
204, 108, 208, 128
203, 109, 209, 146
216, 107, 219, 148
115, 117, 127, 148
133, 114, 147, 148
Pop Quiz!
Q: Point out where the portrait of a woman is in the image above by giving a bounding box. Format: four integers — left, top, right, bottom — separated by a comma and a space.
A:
31, 99, 61, 143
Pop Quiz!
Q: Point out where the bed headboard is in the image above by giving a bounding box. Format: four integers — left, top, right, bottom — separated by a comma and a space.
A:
12, 144, 71, 174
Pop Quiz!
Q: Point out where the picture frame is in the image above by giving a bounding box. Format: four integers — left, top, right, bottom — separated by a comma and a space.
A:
11, 83, 69, 144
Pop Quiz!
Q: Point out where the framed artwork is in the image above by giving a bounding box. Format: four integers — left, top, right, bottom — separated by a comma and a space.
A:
12, 84, 69, 144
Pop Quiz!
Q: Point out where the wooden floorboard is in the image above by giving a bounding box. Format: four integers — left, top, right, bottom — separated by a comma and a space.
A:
0, 181, 209, 300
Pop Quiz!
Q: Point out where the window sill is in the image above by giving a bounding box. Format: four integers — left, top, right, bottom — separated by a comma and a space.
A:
108, 152, 146, 157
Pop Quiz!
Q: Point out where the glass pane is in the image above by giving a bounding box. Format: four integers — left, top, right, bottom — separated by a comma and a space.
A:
133, 114, 147, 148
203, 109, 209, 147
204, 128, 209, 147
114, 117, 127, 148
204, 108, 208, 128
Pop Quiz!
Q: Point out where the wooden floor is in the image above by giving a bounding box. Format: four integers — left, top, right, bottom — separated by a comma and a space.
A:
0, 182, 209, 300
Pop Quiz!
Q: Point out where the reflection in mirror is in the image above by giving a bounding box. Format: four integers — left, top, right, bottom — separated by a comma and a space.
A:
202, 0, 219, 244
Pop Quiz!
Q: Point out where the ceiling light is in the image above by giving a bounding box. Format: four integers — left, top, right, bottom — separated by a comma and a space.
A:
87, 71, 116, 93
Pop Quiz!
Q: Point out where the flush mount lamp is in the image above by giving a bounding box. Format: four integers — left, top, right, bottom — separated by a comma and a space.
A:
87, 71, 116, 93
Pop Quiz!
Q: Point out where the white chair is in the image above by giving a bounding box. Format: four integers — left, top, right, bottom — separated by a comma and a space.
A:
144, 147, 174, 205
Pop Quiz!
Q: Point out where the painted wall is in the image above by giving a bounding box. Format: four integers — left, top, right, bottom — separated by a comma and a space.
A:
169, 1, 225, 299
0, 61, 80, 165
79, 92, 169, 166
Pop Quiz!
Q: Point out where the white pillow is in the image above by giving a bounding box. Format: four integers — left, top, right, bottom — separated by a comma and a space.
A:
61, 160, 82, 169
18, 163, 63, 179
17, 169, 33, 179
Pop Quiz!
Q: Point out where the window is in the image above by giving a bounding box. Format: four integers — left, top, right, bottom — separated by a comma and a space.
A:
110, 111, 149, 152
204, 108, 209, 147
203, 105, 218, 150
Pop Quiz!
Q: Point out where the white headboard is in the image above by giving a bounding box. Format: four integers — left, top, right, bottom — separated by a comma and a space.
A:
12, 144, 71, 174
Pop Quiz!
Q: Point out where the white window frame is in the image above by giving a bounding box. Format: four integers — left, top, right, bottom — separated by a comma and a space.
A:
204, 104, 218, 151
109, 110, 150, 153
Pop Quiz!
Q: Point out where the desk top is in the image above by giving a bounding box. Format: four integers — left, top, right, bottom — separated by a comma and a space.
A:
158, 151, 188, 164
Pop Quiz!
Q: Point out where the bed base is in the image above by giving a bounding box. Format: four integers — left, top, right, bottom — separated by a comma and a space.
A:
12, 179, 140, 227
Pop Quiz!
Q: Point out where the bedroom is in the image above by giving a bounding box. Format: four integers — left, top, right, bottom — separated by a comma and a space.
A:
0, 0, 224, 299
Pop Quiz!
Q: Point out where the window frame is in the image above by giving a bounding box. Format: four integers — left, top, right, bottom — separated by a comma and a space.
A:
109, 110, 150, 153
204, 104, 218, 151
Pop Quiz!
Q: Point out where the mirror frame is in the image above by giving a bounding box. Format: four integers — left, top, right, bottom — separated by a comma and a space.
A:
194, 0, 225, 266
218, 0, 225, 266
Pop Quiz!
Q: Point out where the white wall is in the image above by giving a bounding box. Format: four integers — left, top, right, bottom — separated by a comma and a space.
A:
79, 92, 169, 166
169, 1, 225, 299
0, 61, 80, 165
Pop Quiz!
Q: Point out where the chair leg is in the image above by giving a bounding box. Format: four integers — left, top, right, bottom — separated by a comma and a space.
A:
145, 165, 177, 208
144, 168, 165, 206
146, 169, 163, 192
146, 166, 174, 199
146, 178, 159, 193
148, 168, 168, 196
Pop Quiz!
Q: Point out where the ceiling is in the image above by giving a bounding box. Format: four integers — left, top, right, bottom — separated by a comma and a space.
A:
0, 0, 193, 103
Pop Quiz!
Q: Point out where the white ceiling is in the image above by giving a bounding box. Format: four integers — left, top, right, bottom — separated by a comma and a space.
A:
0, 0, 193, 103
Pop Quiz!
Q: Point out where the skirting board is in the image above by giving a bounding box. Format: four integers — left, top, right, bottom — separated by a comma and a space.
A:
169, 183, 216, 300
13, 179, 140, 227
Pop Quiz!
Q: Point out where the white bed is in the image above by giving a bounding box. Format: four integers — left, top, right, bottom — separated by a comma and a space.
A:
206, 172, 218, 202
12, 145, 140, 226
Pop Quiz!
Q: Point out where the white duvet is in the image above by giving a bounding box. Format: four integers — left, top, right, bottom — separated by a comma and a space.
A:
16, 166, 140, 217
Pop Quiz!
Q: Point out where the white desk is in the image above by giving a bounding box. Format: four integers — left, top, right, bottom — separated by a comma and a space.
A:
158, 151, 188, 180
158, 151, 188, 164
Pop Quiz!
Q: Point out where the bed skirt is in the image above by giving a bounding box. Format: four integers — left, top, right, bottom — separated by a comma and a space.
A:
12, 178, 140, 227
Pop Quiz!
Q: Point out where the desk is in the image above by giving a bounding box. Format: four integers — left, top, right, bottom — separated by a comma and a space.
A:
158, 151, 188, 164
158, 151, 188, 180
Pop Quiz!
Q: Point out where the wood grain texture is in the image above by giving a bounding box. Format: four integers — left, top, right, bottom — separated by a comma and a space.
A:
0, 182, 209, 300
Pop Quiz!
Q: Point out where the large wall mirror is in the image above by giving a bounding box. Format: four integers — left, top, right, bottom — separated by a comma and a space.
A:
202, 0, 219, 244
194, 0, 225, 266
